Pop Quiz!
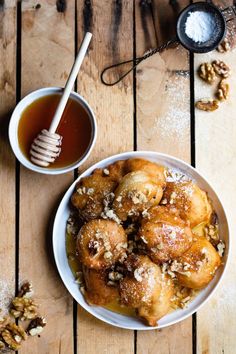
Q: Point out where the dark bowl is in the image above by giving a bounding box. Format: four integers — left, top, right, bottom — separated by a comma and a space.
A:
176, 1, 226, 53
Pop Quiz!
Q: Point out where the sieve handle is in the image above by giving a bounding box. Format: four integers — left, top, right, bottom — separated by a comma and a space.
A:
101, 38, 178, 86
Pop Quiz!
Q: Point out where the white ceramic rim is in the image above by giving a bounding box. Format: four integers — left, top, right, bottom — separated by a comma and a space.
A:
53, 151, 230, 330
8, 87, 97, 175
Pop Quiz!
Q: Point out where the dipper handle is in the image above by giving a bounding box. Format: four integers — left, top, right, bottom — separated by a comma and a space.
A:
49, 32, 92, 133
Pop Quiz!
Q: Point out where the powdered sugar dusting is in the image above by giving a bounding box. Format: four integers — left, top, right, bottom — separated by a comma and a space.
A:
154, 76, 189, 140
0, 279, 14, 317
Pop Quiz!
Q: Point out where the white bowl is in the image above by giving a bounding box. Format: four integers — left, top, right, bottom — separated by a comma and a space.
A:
53, 151, 230, 330
8, 87, 97, 175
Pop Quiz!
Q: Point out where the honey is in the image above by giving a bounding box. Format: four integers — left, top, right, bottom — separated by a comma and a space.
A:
18, 94, 92, 168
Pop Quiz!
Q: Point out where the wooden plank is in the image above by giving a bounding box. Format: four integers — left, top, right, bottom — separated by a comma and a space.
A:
0, 0, 16, 311
19, 1, 75, 353
76, 1, 134, 353
135, 1, 192, 353
195, 1, 236, 353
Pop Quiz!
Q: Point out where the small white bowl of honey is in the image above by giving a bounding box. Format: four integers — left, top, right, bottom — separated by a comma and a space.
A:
9, 87, 97, 175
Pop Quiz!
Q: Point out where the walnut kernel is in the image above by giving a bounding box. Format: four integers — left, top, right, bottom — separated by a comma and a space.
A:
212, 60, 231, 78
195, 99, 219, 112
198, 63, 216, 83
216, 79, 229, 101
217, 38, 230, 53
10, 297, 38, 321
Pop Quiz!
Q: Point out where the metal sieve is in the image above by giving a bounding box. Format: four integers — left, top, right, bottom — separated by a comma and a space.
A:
101, 1, 233, 86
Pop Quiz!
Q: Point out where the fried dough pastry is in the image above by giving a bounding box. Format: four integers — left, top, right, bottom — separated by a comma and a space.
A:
77, 219, 127, 269
106, 160, 127, 183
119, 255, 173, 326
83, 266, 119, 306
71, 170, 117, 221
126, 158, 166, 187
176, 237, 221, 289
163, 181, 212, 227
113, 171, 164, 221
138, 206, 193, 263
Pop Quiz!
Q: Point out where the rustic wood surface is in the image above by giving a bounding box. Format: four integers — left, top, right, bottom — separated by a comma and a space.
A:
0, 1, 235, 354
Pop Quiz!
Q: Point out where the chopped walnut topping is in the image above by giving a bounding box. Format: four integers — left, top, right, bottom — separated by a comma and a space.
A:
217, 241, 225, 257
216, 79, 229, 101
198, 63, 216, 83
140, 235, 148, 244
103, 168, 110, 175
75, 271, 84, 285
108, 271, 123, 281
134, 267, 144, 282
195, 99, 219, 112
160, 198, 168, 205
66, 215, 80, 236
142, 209, 150, 218
104, 251, 113, 260
128, 190, 147, 204
101, 207, 120, 224
76, 187, 94, 196
27, 317, 47, 336
212, 60, 231, 78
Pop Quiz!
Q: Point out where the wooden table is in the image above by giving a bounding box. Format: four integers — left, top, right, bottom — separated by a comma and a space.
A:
1, 1, 235, 353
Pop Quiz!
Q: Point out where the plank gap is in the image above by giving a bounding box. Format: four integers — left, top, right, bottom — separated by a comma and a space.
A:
15, 0, 22, 298
189, 30, 196, 169
133, 0, 137, 152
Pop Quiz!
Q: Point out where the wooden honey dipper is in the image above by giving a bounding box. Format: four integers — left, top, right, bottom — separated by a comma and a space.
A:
30, 32, 92, 167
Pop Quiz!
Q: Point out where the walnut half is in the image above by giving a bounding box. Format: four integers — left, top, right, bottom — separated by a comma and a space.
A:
212, 60, 231, 78
10, 297, 38, 321
195, 99, 219, 112
198, 63, 216, 84
216, 79, 229, 101
217, 38, 230, 53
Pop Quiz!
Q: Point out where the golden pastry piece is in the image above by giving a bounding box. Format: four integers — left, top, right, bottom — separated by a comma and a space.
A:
77, 219, 127, 269
82, 266, 119, 306
163, 181, 212, 227
71, 170, 117, 221
138, 206, 193, 263
119, 255, 173, 326
176, 237, 221, 289
106, 160, 128, 183
113, 171, 164, 221
126, 158, 166, 187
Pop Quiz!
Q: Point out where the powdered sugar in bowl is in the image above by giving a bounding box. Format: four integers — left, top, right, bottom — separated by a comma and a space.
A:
176, 1, 226, 53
